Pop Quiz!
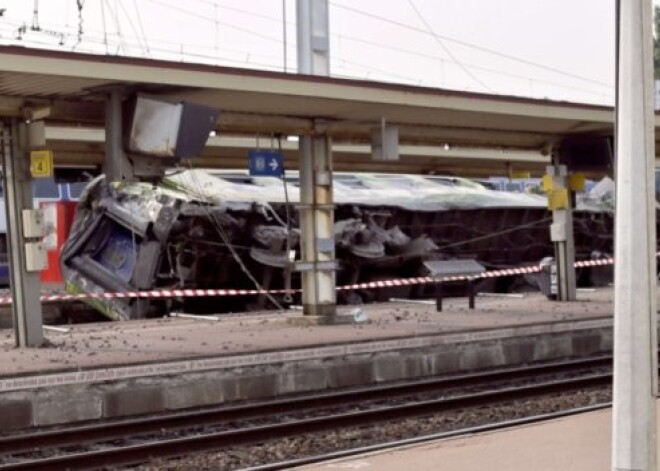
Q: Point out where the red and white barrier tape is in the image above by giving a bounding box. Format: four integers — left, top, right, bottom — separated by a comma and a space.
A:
0, 256, 619, 306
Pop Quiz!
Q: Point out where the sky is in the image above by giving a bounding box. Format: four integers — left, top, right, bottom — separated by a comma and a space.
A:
0, 0, 625, 105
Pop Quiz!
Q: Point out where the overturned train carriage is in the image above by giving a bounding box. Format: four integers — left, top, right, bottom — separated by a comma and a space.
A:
60, 170, 615, 320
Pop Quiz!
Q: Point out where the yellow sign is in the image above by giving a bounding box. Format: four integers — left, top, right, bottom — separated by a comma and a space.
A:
547, 188, 569, 210
568, 173, 586, 192
30, 150, 53, 178
541, 175, 554, 192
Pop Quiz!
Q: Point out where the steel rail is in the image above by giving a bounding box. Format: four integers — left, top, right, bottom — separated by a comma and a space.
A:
243, 403, 612, 471
0, 355, 611, 455
0, 361, 612, 470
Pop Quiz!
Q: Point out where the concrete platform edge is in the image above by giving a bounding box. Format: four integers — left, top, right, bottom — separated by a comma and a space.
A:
0, 320, 614, 431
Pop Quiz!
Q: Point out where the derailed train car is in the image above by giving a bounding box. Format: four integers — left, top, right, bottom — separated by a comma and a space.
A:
60, 170, 615, 320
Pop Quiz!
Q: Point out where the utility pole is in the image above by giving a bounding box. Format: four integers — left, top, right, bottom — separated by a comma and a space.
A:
611, 0, 657, 470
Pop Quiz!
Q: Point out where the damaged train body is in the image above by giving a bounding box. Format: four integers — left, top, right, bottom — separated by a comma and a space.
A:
60, 170, 615, 320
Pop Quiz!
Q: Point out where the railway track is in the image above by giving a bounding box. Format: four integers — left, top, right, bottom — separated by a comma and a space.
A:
0, 356, 612, 470
245, 403, 611, 471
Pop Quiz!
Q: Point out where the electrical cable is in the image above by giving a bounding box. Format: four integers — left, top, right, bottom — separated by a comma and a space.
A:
116, 0, 148, 55
405, 0, 492, 92
100, 0, 108, 54
0, 3, 611, 101
184, 0, 612, 98
132, 0, 151, 55
183, 162, 285, 311
146, 0, 284, 44
330, 1, 614, 89
370, 215, 553, 263
106, 0, 127, 54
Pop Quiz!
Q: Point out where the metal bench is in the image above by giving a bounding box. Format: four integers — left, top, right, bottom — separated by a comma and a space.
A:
423, 259, 486, 312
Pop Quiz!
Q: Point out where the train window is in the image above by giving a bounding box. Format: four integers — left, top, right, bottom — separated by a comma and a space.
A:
424, 177, 456, 187
505, 182, 524, 192
32, 178, 60, 199
284, 177, 300, 187
371, 175, 424, 188
220, 176, 256, 184
333, 175, 367, 189
68, 182, 87, 200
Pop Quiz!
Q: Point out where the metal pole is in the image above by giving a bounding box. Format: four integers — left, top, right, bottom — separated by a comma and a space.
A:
1, 120, 43, 347
103, 90, 133, 183
296, 0, 335, 317
612, 0, 657, 469
296, 0, 329, 75
547, 164, 577, 301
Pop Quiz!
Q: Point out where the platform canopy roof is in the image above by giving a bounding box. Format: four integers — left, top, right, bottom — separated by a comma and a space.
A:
0, 46, 643, 176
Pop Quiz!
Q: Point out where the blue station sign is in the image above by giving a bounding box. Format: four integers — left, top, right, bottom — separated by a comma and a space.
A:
248, 150, 284, 177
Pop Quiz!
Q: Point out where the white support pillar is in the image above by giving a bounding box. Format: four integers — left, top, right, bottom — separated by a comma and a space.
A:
1, 119, 44, 347
546, 164, 577, 301
298, 129, 336, 316
612, 0, 657, 470
296, 0, 329, 76
296, 0, 336, 317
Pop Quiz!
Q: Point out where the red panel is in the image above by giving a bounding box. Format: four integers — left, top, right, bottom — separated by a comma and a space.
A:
40, 201, 77, 284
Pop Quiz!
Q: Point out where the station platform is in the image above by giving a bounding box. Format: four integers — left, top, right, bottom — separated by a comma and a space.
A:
294, 405, 623, 471
0, 286, 633, 431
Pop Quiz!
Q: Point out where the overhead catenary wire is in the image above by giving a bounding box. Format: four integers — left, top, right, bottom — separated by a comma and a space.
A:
100, 0, 108, 53
0, 1, 613, 101
182, 0, 614, 97
405, 0, 493, 93
132, 0, 150, 55
101, 0, 127, 54
146, 0, 284, 44
330, 1, 614, 89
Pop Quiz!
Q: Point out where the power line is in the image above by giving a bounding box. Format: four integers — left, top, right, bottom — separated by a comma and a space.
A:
0, 1, 613, 103
335, 33, 613, 98
102, 0, 127, 54
183, 0, 613, 97
100, 0, 108, 53
405, 0, 493, 92
330, 1, 614, 89
132, 0, 151, 55
117, 0, 148, 55
146, 0, 284, 44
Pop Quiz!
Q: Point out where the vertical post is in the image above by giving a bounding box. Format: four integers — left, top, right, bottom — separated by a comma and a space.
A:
297, 0, 336, 317
1, 119, 43, 347
103, 90, 133, 183
547, 164, 577, 301
612, 0, 657, 470
296, 0, 329, 76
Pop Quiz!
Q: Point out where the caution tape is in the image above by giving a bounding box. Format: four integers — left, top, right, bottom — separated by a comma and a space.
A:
0, 255, 621, 306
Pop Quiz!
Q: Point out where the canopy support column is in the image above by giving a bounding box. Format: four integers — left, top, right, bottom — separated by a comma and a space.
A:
1, 119, 44, 347
612, 0, 657, 469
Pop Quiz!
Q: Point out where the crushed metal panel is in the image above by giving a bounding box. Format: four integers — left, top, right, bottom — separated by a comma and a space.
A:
61, 170, 618, 320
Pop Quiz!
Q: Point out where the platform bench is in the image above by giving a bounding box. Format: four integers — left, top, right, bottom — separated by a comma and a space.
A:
423, 259, 486, 312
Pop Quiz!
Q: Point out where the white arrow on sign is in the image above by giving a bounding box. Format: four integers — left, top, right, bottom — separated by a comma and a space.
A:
269, 158, 279, 172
